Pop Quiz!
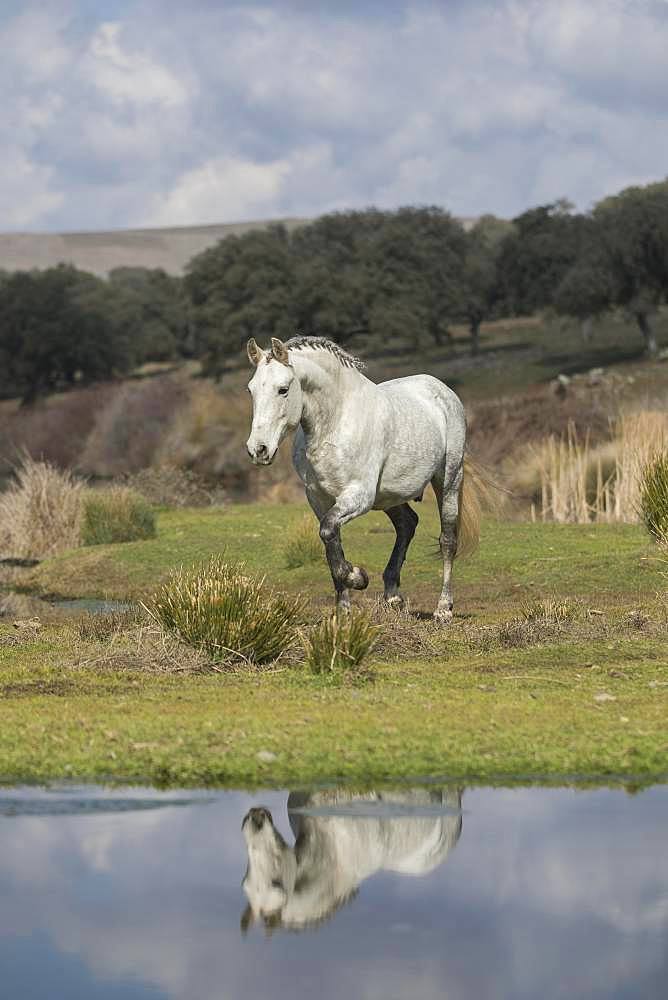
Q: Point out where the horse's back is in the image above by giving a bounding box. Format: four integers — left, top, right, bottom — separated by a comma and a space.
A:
379, 372, 462, 407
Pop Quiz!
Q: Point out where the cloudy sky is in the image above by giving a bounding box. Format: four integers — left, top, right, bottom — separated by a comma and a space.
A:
1, 0, 667, 232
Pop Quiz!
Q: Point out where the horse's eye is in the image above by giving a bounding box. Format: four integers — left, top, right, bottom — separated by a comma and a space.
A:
277, 386, 289, 396
271, 879, 284, 890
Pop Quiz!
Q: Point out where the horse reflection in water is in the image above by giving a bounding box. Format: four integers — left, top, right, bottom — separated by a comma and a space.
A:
241, 788, 462, 933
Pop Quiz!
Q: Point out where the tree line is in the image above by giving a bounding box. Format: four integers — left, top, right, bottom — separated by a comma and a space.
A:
1, 177, 667, 402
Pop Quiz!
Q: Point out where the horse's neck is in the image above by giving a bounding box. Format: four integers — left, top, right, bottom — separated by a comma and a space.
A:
291, 352, 367, 442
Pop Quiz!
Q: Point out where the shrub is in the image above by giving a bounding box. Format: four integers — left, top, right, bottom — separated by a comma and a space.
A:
301, 612, 379, 676
284, 516, 322, 569
149, 557, 304, 664
79, 376, 187, 477
0, 455, 83, 559
122, 465, 227, 508
639, 452, 668, 543
81, 487, 156, 545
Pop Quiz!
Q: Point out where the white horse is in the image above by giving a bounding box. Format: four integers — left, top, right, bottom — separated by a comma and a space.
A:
246, 335, 479, 621
241, 788, 462, 933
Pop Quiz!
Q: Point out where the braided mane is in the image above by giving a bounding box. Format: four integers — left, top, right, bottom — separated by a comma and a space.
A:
283, 336, 365, 370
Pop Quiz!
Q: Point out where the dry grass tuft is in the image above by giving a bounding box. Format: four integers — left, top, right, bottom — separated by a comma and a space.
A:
495, 598, 581, 647
0, 455, 84, 559
75, 608, 139, 642
70, 618, 213, 674
284, 515, 322, 569
300, 611, 379, 677
367, 599, 443, 658
148, 556, 305, 665
520, 598, 579, 624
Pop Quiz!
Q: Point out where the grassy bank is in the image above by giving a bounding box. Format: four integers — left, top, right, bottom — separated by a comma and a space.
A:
2, 505, 667, 787
18, 503, 665, 607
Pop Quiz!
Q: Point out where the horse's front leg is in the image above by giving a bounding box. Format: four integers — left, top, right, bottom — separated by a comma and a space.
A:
304, 484, 352, 612
319, 486, 374, 603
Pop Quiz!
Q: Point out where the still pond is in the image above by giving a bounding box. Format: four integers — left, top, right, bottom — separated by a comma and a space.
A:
0, 783, 666, 999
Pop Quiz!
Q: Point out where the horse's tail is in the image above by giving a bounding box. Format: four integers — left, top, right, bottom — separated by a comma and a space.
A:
457, 457, 503, 558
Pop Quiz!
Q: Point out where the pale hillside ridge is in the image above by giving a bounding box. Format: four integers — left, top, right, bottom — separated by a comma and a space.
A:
0, 215, 479, 277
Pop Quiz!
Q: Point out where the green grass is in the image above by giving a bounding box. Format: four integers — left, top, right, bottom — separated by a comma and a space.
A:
2, 505, 667, 787
0, 628, 666, 787
21, 503, 666, 611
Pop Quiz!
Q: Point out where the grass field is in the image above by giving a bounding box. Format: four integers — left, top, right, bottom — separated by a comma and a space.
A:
1, 504, 666, 788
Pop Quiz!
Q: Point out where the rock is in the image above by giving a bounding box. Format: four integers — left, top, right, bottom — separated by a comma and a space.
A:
593, 692, 616, 703
551, 374, 571, 398
12, 617, 42, 632
256, 750, 278, 764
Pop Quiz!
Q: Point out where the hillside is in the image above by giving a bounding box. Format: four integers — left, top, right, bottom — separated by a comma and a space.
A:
0, 214, 480, 277
0, 217, 308, 277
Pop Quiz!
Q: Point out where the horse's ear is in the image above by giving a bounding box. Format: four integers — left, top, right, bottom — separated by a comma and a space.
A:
247, 338, 263, 367
240, 903, 255, 935
271, 337, 290, 365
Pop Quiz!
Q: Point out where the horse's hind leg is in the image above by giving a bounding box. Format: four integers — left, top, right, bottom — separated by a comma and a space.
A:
431, 464, 463, 624
383, 504, 419, 609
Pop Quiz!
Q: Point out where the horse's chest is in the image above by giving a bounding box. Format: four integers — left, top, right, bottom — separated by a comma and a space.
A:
306, 443, 363, 495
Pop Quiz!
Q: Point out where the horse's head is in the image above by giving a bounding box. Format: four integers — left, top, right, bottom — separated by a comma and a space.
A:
246, 337, 302, 465
240, 806, 297, 933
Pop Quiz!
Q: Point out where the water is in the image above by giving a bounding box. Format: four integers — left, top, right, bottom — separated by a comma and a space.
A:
51, 598, 134, 615
0, 591, 133, 621
0, 783, 666, 1000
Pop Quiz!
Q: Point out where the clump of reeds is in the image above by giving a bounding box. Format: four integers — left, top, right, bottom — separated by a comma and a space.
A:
533, 411, 668, 524
639, 451, 668, 543
284, 515, 322, 569
0, 454, 84, 559
80, 487, 156, 546
300, 612, 379, 676
148, 556, 304, 665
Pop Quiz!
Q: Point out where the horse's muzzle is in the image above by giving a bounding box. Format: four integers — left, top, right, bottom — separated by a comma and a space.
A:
247, 443, 276, 465
242, 806, 273, 832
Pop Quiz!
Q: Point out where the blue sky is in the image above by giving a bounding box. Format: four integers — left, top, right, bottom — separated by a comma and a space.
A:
2, 0, 668, 231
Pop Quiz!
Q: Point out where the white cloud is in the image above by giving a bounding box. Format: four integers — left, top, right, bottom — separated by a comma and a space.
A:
1, 0, 668, 231
0, 8, 71, 82
145, 154, 294, 226
0, 150, 64, 227
83, 21, 191, 108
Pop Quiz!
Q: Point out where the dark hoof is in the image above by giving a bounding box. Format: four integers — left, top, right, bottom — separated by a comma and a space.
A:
346, 566, 368, 590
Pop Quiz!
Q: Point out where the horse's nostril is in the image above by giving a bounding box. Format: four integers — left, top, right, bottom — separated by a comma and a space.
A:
247, 805, 272, 831
256, 443, 268, 456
